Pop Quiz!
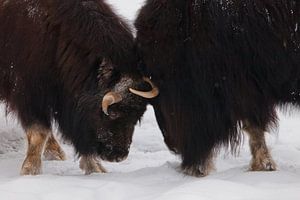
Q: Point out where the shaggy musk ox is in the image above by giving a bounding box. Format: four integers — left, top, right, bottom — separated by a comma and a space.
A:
0, 0, 158, 175
135, 0, 300, 176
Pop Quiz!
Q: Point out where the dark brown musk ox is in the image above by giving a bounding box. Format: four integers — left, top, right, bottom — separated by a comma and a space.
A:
135, 0, 300, 177
0, 0, 158, 175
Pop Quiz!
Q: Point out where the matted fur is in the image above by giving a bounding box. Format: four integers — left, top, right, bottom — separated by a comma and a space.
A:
0, 0, 148, 163
136, 0, 300, 174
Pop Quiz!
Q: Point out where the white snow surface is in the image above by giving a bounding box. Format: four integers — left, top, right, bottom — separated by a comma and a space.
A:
0, 0, 300, 199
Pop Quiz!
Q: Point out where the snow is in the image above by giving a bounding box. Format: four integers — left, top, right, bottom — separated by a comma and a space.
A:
0, 0, 300, 199
106, 0, 145, 22
1, 107, 300, 200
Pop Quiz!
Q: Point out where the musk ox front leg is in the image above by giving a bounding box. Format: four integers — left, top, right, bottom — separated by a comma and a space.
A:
79, 155, 107, 175
21, 124, 50, 175
243, 121, 276, 171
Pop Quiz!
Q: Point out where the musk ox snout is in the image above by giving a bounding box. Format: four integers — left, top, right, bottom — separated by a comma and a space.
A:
95, 74, 159, 164
96, 126, 132, 163
99, 145, 129, 162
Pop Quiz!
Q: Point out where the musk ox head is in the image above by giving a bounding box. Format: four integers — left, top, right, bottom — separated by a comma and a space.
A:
74, 59, 158, 162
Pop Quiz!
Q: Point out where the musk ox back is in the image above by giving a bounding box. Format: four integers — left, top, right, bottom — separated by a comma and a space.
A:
136, 0, 300, 176
0, 0, 158, 175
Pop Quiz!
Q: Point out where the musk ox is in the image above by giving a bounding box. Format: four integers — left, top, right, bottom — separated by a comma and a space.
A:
0, 0, 158, 175
135, 0, 300, 176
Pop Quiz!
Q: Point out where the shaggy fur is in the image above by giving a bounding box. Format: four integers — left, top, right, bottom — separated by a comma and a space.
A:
135, 0, 300, 176
0, 0, 149, 173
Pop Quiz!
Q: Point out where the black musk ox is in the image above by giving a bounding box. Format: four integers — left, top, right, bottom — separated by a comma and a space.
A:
135, 0, 300, 176
0, 0, 158, 175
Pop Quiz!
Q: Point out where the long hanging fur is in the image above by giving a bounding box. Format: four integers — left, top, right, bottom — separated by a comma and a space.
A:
135, 0, 300, 171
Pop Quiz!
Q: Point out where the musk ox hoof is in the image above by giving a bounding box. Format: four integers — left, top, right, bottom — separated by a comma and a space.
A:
20, 157, 42, 175
250, 157, 277, 171
182, 163, 214, 177
79, 156, 107, 175
43, 148, 66, 161
182, 167, 207, 177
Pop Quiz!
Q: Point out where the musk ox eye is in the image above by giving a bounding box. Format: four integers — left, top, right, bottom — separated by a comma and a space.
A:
108, 111, 121, 120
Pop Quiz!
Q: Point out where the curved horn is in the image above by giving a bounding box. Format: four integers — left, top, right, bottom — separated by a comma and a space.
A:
129, 77, 159, 99
102, 92, 123, 115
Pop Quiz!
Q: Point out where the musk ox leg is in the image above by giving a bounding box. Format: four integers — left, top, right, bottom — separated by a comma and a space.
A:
79, 155, 107, 175
243, 121, 276, 171
21, 124, 50, 175
182, 154, 215, 177
43, 134, 66, 161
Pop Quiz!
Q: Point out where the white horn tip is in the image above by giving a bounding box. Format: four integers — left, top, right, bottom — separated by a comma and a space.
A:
103, 110, 109, 116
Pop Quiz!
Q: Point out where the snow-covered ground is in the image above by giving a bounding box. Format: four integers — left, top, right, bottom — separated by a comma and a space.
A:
0, 0, 300, 199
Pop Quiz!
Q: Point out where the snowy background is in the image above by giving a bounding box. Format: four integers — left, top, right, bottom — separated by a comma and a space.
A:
0, 0, 300, 199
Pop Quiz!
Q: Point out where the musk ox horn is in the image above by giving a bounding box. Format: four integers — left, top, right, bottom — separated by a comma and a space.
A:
102, 92, 123, 115
129, 77, 159, 98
